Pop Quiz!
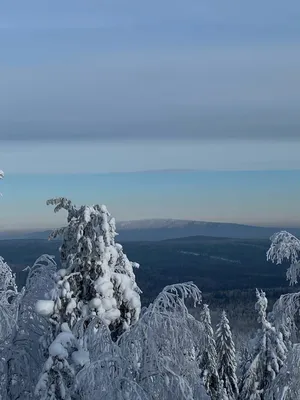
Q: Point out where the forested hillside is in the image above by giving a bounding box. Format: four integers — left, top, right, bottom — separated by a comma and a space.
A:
0, 236, 289, 303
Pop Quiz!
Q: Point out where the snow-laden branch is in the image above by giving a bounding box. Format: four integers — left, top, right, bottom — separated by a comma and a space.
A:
267, 231, 300, 265
267, 231, 300, 285
0, 257, 21, 344
239, 290, 287, 400
265, 344, 300, 400
6, 254, 57, 400
72, 282, 209, 400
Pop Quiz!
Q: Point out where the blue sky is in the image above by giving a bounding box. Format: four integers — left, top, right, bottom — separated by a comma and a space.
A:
1, 1, 300, 230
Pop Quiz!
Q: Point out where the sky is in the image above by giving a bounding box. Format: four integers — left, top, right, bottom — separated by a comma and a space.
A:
1, 0, 300, 230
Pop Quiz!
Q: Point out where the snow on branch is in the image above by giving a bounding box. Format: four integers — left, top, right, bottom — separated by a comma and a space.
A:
5, 255, 57, 400
25, 254, 57, 295
215, 311, 239, 399
113, 282, 206, 400
265, 343, 300, 400
46, 197, 75, 215
71, 281, 208, 399
267, 231, 300, 265
0, 257, 22, 343
255, 289, 268, 324
267, 231, 300, 285
239, 289, 287, 399
150, 282, 202, 316
270, 291, 300, 345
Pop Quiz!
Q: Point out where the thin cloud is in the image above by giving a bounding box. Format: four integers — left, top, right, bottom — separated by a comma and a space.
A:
0, 110, 300, 141
1, 44, 300, 142
2, 140, 300, 174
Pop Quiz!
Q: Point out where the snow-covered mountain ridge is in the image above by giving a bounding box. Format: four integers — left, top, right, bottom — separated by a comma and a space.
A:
2, 219, 300, 241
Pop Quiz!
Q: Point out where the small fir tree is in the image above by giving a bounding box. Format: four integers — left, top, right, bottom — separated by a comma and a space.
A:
199, 304, 220, 400
239, 290, 287, 400
215, 311, 239, 399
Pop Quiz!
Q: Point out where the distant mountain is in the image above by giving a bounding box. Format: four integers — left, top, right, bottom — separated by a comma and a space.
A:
1, 219, 300, 242
116, 219, 300, 241
118, 219, 195, 230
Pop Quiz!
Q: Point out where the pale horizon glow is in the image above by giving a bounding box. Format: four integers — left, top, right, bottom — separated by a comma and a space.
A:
1, 170, 300, 231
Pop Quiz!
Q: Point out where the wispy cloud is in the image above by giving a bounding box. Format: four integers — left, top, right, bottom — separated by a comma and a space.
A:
2, 140, 300, 174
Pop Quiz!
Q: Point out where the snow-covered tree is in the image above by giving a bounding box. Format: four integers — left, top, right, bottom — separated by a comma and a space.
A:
267, 230, 300, 345
35, 198, 142, 399
43, 197, 141, 335
218, 381, 229, 400
199, 304, 220, 400
73, 282, 209, 400
0, 256, 23, 398
215, 311, 239, 399
239, 289, 287, 400
267, 230, 300, 286
264, 343, 300, 400
0, 257, 21, 342
0, 253, 57, 400
236, 336, 255, 383
267, 291, 300, 349
7, 255, 57, 400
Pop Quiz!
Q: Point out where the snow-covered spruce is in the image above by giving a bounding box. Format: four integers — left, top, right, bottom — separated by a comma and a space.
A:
239, 289, 287, 400
199, 304, 220, 400
218, 381, 230, 400
215, 311, 239, 399
43, 198, 141, 334
35, 198, 142, 399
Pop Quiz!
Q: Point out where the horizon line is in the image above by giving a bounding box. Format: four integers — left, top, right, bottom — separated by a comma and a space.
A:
1, 218, 300, 234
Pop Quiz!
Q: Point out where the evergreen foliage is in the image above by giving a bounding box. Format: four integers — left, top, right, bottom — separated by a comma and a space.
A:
215, 311, 239, 399
199, 304, 220, 400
